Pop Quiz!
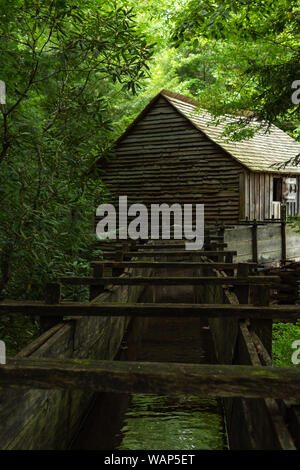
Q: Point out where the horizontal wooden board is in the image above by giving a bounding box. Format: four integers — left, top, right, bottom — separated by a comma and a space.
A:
59, 276, 279, 286
1, 358, 300, 399
102, 250, 238, 258
0, 301, 299, 320
90, 261, 257, 269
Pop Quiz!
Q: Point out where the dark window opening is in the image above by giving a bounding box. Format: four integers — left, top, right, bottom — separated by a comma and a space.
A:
273, 178, 282, 202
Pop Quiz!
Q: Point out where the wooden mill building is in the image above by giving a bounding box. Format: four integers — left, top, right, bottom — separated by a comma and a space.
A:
101, 90, 300, 224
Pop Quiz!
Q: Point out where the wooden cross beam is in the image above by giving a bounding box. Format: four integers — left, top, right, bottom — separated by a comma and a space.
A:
133, 243, 228, 249
90, 261, 257, 270
0, 357, 299, 399
58, 276, 279, 286
94, 235, 224, 243
102, 250, 237, 257
0, 301, 299, 320
100, 250, 237, 263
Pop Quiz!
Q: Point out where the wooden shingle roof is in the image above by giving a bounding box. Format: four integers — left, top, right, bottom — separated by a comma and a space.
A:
160, 90, 300, 174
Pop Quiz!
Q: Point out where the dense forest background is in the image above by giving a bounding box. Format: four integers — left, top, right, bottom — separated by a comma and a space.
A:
0, 0, 299, 358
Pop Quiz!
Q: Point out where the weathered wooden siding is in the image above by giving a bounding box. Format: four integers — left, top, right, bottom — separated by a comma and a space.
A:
241, 172, 273, 221
224, 224, 300, 263
102, 96, 244, 224
242, 172, 300, 221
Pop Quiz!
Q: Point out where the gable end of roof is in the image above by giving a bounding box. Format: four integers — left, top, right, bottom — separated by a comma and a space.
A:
110, 89, 300, 175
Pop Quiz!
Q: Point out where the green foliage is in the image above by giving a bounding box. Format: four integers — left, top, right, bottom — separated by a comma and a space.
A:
110, 0, 300, 143
287, 216, 300, 233
0, 0, 153, 301
0, 0, 153, 350
272, 321, 300, 367
171, 0, 300, 139
0, 314, 40, 356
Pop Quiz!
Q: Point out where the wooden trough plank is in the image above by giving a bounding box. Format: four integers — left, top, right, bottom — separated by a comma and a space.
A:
1, 358, 300, 399
249, 330, 273, 367
239, 322, 297, 450
135, 243, 228, 249
0, 301, 299, 320
59, 276, 279, 286
91, 261, 257, 269
96, 236, 225, 243
102, 250, 238, 258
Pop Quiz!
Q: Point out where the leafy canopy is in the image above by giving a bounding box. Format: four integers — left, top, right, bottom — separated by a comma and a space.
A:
0, 0, 153, 299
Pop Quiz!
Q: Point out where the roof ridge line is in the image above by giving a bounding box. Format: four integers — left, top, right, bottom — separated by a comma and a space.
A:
160, 89, 199, 107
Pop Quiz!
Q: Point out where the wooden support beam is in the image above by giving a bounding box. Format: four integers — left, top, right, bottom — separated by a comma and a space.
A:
135, 243, 228, 249
16, 323, 66, 359
0, 301, 299, 320
225, 253, 234, 264
91, 261, 257, 270
250, 283, 272, 356
40, 283, 62, 333
102, 250, 237, 258
1, 357, 300, 398
236, 263, 250, 304
58, 275, 279, 286
89, 263, 104, 301
281, 205, 287, 263
252, 220, 258, 263
249, 330, 272, 366
112, 249, 126, 276
238, 321, 296, 450
95, 235, 224, 244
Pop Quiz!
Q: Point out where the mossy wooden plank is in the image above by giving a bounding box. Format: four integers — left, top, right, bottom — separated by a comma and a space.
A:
59, 275, 277, 286
91, 261, 256, 269
1, 358, 300, 399
1, 301, 299, 320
